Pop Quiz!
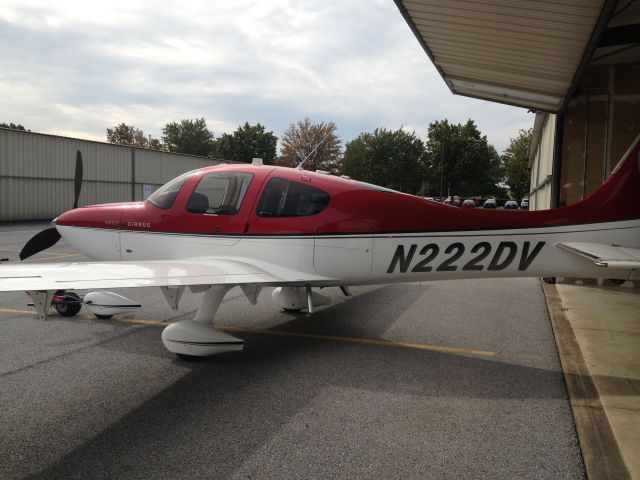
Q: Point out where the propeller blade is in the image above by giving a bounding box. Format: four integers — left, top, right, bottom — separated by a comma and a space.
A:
73, 150, 83, 209
19, 227, 62, 261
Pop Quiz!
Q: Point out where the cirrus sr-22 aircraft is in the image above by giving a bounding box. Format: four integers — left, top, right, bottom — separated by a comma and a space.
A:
1, 135, 639, 358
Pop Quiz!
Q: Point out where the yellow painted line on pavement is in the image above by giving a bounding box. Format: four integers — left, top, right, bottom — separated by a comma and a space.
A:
107, 317, 169, 327
219, 325, 496, 357
37, 251, 83, 258
0, 308, 35, 315
22, 253, 85, 262
0, 307, 494, 357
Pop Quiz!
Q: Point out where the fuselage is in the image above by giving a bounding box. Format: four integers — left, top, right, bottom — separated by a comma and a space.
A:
54, 158, 640, 286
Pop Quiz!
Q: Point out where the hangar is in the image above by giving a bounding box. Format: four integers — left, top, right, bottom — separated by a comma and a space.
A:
394, 0, 640, 210
393, 2, 640, 477
0, 128, 227, 221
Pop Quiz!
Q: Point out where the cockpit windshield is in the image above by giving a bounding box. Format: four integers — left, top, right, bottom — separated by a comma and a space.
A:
147, 170, 196, 209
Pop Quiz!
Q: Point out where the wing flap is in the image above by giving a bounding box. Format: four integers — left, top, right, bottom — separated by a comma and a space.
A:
556, 242, 640, 269
0, 259, 309, 292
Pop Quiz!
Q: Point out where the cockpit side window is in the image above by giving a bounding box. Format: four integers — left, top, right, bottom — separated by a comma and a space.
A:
147, 170, 194, 209
256, 178, 330, 217
186, 172, 253, 215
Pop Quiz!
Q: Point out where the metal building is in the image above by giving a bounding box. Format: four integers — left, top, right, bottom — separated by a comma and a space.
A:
394, 0, 639, 210
0, 128, 227, 221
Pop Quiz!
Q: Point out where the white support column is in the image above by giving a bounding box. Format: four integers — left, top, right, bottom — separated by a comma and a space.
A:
306, 285, 314, 314
193, 285, 233, 324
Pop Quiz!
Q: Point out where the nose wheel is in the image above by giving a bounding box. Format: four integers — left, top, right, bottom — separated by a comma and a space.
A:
53, 292, 83, 316
52, 291, 83, 316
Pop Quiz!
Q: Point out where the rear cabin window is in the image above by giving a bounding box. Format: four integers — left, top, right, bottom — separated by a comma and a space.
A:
256, 178, 330, 217
147, 170, 194, 209
186, 172, 253, 215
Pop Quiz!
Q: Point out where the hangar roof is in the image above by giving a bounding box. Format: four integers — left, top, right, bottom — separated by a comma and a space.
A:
394, 0, 611, 112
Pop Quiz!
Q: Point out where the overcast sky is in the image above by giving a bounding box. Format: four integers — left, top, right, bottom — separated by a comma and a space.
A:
0, 0, 533, 152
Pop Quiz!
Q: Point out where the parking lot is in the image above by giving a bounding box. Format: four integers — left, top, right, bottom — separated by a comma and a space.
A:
0, 222, 585, 479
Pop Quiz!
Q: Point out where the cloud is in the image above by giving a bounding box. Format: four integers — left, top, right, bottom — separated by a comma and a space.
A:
0, 0, 532, 151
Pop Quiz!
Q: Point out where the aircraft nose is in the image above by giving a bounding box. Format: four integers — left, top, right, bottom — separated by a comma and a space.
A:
55, 204, 124, 230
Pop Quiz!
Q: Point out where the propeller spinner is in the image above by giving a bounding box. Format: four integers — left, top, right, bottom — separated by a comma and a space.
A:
19, 150, 84, 261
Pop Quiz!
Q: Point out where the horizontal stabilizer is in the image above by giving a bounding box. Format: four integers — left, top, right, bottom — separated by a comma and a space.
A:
557, 242, 640, 269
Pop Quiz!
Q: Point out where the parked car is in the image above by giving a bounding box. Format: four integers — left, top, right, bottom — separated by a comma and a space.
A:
483, 198, 497, 208
504, 200, 519, 209
520, 199, 529, 209
461, 199, 476, 208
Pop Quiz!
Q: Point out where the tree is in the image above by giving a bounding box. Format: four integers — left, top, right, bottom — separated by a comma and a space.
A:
106, 123, 161, 149
342, 128, 425, 193
278, 118, 342, 172
423, 119, 504, 198
0, 122, 28, 131
502, 128, 533, 199
148, 137, 164, 151
162, 118, 214, 157
212, 122, 277, 164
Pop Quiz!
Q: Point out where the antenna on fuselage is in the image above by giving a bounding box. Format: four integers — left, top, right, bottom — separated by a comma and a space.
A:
296, 131, 331, 171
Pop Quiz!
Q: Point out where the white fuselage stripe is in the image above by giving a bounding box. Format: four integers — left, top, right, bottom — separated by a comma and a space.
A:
57, 219, 640, 285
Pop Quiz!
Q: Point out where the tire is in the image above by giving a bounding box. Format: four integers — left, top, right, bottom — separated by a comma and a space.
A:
610, 279, 626, 286
176, 353, 204, 361
95, 314, 113, 319
54, 292, 82, 316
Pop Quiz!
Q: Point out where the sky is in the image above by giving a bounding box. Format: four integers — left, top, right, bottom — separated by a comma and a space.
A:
0, 0, 533, 153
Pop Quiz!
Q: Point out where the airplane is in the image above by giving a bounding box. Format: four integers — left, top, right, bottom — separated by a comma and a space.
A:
1, 135, 639, 359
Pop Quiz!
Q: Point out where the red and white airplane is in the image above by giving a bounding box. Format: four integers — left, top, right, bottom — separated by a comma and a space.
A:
1, 136, 639, 358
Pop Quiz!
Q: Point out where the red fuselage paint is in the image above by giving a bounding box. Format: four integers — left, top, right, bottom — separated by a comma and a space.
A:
55, 141, 640, 237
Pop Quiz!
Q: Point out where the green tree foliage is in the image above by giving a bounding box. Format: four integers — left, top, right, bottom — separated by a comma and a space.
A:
106, 123, 162, 149
0, 122, 28, 131
148, 137, 164, 151
502, 128, 533, 200
342, 128, 426, 193
278, 118, 342, 172
162, 118, 214, 156
213, 122, 277, 164
424, 119, 504, 198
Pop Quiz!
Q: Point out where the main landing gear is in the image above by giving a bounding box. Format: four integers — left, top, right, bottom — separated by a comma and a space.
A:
161, 285, 244, 359
271, 286, 331, 313
160, 285, 344, 359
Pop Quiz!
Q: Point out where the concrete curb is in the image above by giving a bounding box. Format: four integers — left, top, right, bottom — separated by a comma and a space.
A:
542, 281, 631, 480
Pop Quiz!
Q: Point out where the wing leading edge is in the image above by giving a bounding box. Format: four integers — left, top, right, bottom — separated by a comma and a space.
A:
0, 259, 328, 292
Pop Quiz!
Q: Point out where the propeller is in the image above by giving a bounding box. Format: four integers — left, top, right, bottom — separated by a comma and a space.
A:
19, 150, 83, 260
73, 150, 83, 209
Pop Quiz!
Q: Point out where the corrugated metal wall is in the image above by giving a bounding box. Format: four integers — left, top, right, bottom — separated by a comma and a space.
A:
0, 129, 226, 221
529, 114, 556, 211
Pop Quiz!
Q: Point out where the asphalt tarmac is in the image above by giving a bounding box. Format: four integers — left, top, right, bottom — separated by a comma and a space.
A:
0, 222, 585, 479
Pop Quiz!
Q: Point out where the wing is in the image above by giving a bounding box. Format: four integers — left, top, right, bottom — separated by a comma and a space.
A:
557, 242, 640, 269
0, 258, 329, 292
